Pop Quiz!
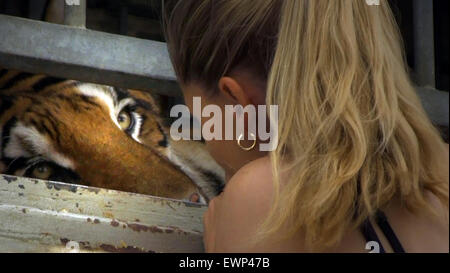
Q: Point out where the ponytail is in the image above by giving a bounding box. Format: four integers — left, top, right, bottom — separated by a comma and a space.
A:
262, 0, 448, 250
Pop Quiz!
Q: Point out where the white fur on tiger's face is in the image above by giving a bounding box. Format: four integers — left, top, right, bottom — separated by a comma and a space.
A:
0, 69, 225, 203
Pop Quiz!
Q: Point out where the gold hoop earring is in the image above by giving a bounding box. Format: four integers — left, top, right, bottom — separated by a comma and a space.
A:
237, 133, 257, 151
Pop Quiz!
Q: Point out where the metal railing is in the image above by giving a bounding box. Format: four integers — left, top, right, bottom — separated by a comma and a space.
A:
0, 175, 205, 253
0, 5, 181, 96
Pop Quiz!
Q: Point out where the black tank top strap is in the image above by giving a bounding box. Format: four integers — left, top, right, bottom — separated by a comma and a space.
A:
374, 211, 406, 253
360, 217, 386, 253
359, 210, 406, 253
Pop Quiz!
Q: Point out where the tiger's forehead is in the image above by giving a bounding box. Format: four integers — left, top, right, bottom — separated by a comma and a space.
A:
75, 83, 123, 128
0, 82, 127, 161
0, 70, 158, 115
73, 83, 160, 116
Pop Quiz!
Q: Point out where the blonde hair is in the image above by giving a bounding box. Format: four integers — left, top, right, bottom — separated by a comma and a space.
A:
164, 0, 449, 250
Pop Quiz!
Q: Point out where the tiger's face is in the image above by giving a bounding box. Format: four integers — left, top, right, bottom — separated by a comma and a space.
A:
0, 72, 206, 202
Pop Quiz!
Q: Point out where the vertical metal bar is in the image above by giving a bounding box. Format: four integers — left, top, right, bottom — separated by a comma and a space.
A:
119, 4, 129, 35
28, 0, 48, 20
412, 0, 436, 87
64, 0, 86, 28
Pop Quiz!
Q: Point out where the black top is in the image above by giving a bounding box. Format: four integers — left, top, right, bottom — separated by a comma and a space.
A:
360, 210, 406, 253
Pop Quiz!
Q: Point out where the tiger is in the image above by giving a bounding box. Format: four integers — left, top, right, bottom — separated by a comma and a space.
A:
0, 68, 225, 203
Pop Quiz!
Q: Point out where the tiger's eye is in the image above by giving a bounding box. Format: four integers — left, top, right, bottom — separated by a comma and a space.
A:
32, 164, 52, 180
118, 111, 131, 130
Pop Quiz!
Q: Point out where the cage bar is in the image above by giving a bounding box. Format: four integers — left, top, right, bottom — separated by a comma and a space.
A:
0, 14, 181, 97
64, 0, 86, 28
412, 0, 436, 88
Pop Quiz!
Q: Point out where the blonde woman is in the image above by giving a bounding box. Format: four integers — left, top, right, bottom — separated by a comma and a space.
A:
164, 0, 449, 252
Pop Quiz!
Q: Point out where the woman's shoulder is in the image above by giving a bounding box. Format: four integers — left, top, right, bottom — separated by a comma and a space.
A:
207, 157, 275, 252
218, 156, 308, 252
230, 156, 273, 181
225, 156, 274, 204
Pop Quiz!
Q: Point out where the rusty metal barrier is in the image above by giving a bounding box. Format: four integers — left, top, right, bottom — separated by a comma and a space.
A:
0, 174, 206, 253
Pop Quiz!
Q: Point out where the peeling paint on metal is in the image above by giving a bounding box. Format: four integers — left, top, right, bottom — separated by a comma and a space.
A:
0, 175, 206, 253
3, 175, 17, 183
99, 244, 155, 253
127, 223, 164, 233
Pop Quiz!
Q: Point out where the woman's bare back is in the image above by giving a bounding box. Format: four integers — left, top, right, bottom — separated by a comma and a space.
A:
335, 145, 449, 253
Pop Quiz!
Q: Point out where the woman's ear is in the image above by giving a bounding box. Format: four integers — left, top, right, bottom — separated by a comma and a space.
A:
218, 77, 251, 106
